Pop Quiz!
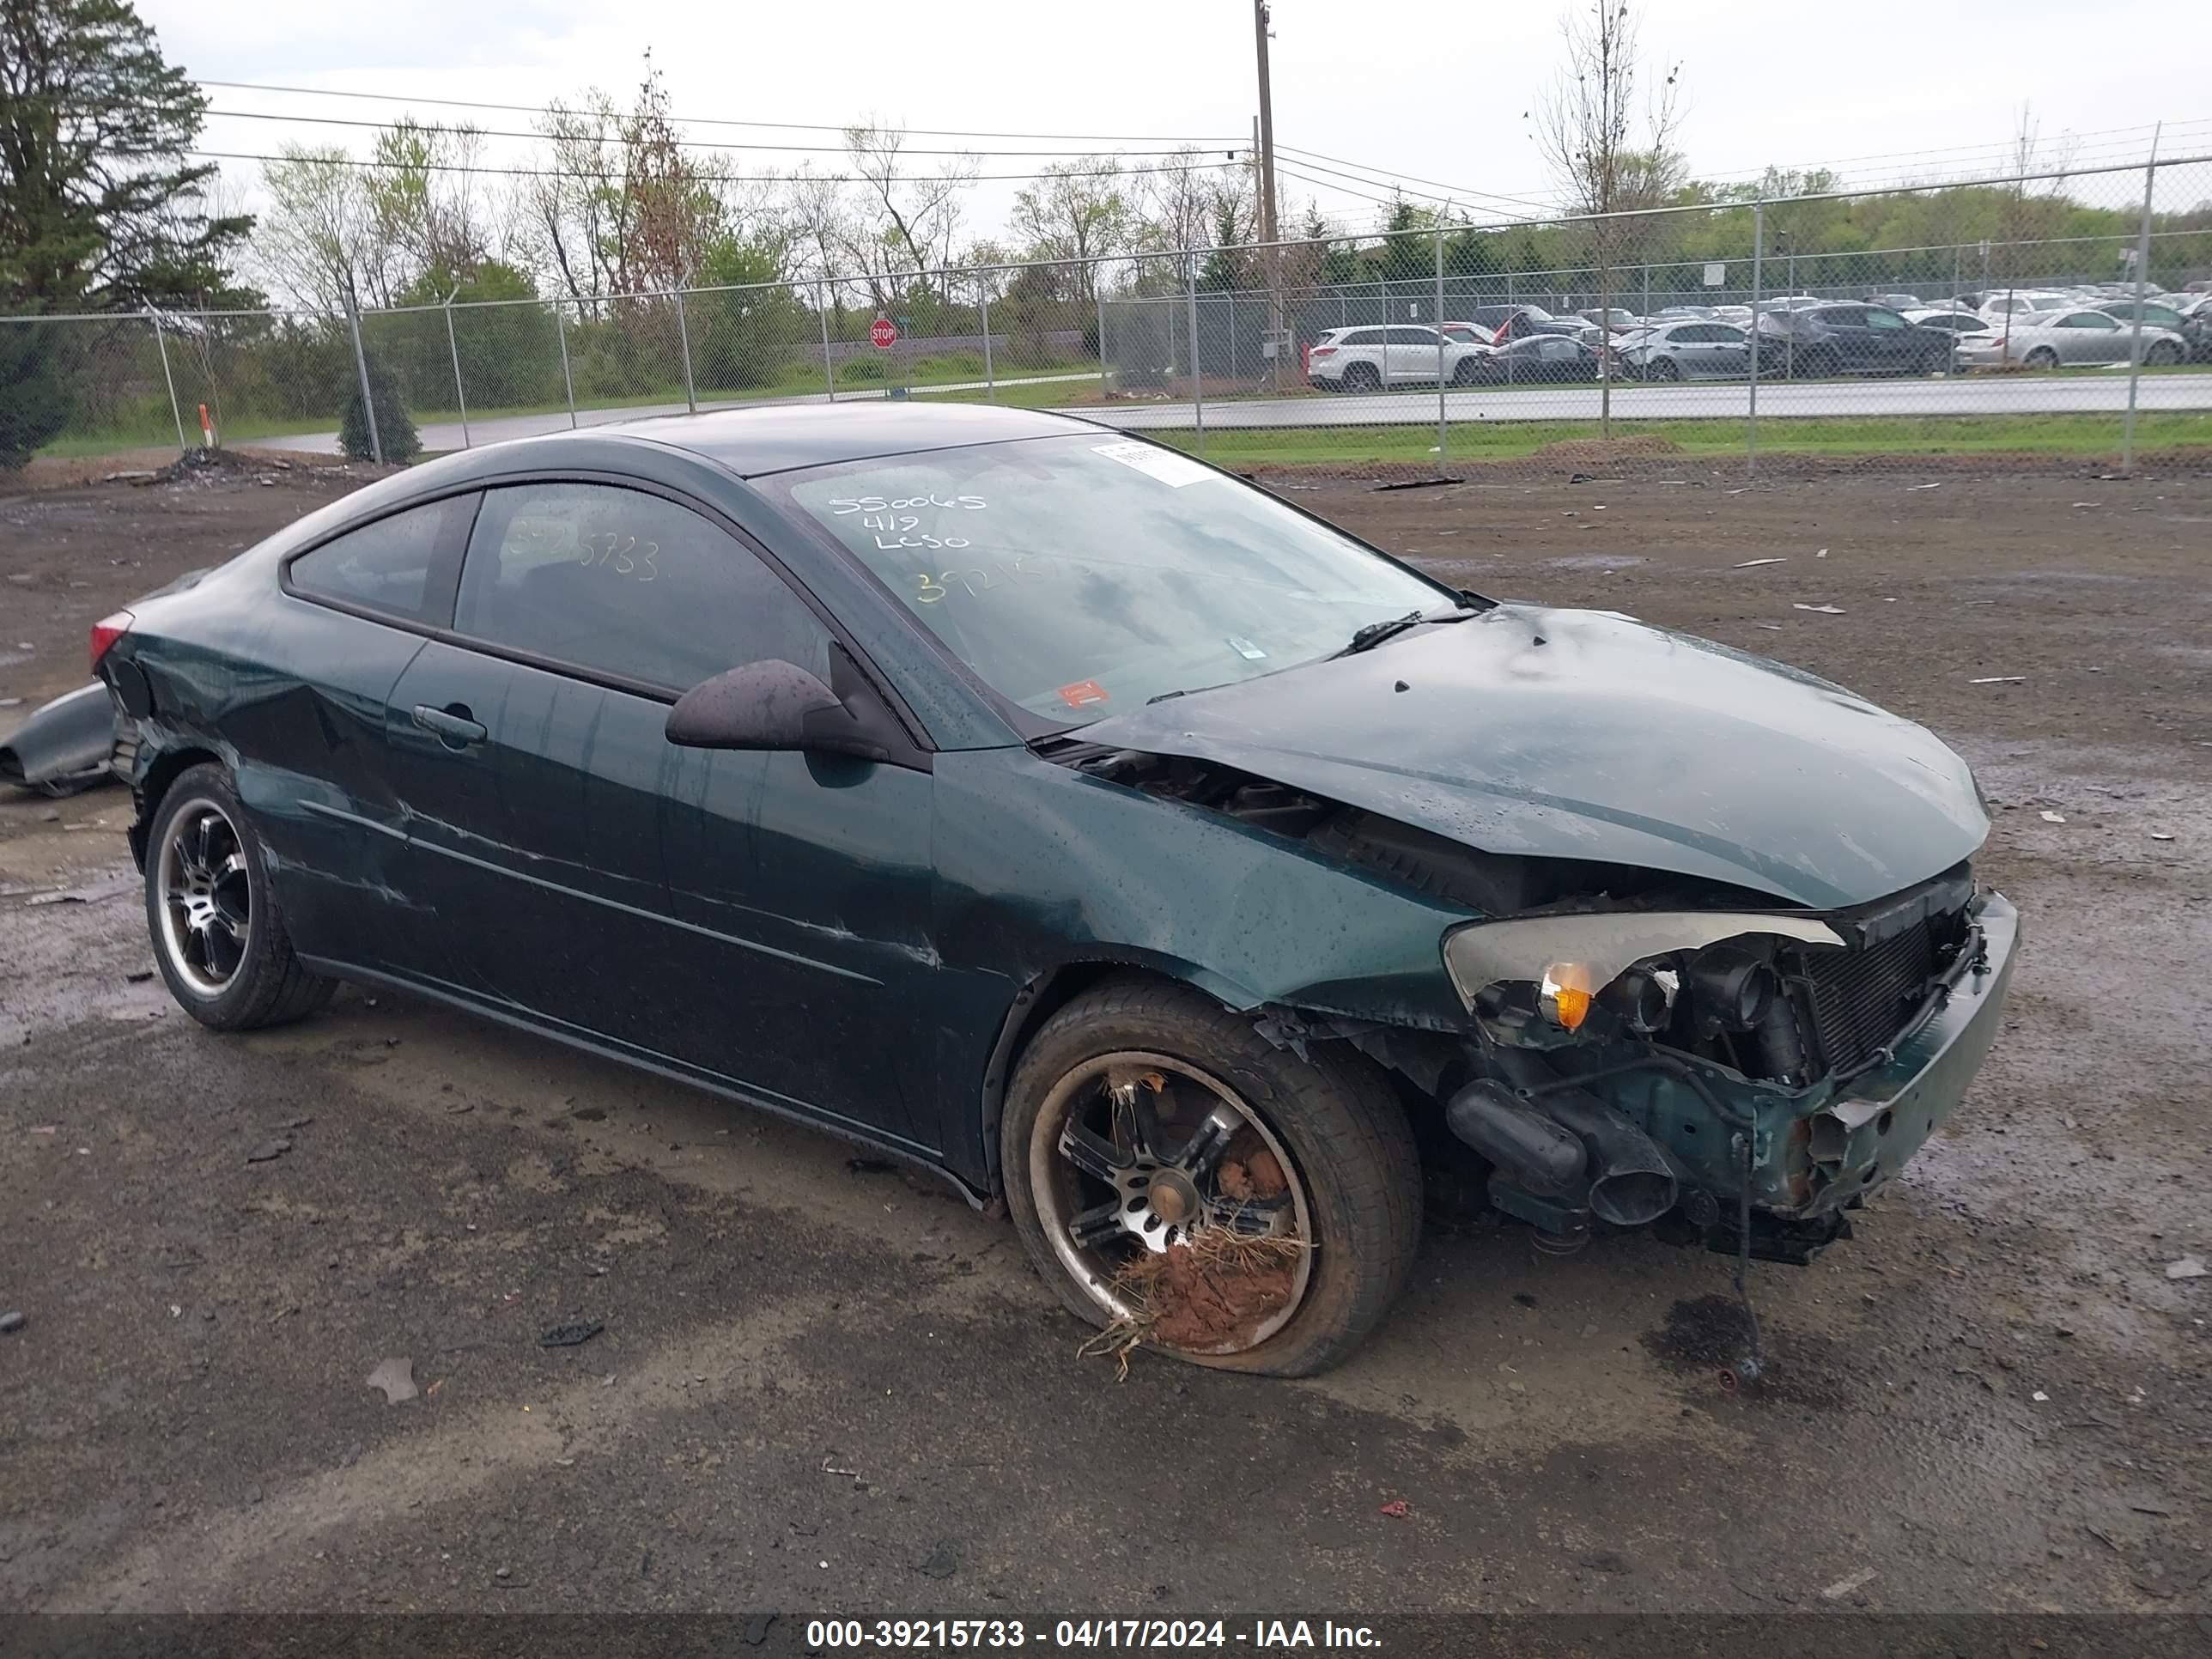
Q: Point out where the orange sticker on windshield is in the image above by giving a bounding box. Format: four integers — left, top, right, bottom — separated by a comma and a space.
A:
1056, 679, 1109, 709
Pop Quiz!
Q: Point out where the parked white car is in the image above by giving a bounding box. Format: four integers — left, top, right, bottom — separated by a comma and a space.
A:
1305, 325, 1492, 391
1978, 290, 2071, 322
1955, 307, 2188, 369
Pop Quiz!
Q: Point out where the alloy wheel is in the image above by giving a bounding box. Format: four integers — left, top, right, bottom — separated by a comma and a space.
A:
155, 799, 252, 997
1028, 1052, 1314, 1355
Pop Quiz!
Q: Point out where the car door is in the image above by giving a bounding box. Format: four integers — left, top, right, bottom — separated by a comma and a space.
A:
1863, 307, 1917, 371
1384, 325, 1431, 385
1705, 323, 1753, 377
1814, 307, 1875, 370
263, 492, 476, 975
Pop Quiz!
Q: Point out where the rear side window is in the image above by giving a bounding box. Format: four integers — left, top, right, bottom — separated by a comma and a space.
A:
453, 483, 832, 692
288, 495, 475, 623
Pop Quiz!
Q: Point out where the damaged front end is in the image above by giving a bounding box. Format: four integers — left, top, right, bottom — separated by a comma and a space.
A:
1436, 861, 2020, 1261
1059, 740, 2019, 1268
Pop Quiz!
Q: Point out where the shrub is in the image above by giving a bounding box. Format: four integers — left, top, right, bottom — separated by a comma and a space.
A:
837, 356, 887, 384
340, 355, 422, 464
0, 325, 73, 468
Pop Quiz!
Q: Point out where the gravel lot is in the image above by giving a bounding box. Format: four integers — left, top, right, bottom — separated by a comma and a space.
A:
2, 453, 2207, 1623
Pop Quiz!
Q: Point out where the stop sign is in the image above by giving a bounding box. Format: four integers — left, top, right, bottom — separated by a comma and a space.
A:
870, 315, 898, 349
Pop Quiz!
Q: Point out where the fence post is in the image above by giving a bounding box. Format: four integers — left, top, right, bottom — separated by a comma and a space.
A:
146, 307, 187, 455
1186, 259, 1205, 455
343, 286, 384, 465
1095, 277, 1109, 397
2121, 131, 2160, 473
1642, 262, 1650, 321
1746, 201, 1765, 480
1435, 225, 1448, 463
672, 288, 697, 414
441, 288, 471, 449
554, 300, 578, 428
817, 282, 836, 403
979, 278, 995, 402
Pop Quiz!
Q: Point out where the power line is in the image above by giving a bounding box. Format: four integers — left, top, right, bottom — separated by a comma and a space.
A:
180, 104, 1225, 159
177, 147, 1243, 186
187, 78, 1243, 146
1275, 145, 1558, 215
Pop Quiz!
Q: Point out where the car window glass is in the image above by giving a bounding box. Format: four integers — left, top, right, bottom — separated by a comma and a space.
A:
454, 483, 831, 691
775, 434, 1449, 725
1821, 308, 1866, 327
1385, 326, 1434, 346
1341, 329, 1382, 346
1866, 309, 1907, 329
289, 495, 474, 623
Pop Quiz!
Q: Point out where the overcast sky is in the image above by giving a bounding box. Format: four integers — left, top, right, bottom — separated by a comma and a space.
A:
140, 0, 2208, 236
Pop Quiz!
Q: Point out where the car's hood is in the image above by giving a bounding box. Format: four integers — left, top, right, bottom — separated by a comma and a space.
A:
1079, 605, 1988, 909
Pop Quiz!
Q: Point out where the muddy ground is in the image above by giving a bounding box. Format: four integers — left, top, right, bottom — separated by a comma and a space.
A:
2, 453, 2208, 1623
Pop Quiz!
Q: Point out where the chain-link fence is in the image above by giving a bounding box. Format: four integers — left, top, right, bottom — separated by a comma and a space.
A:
6, 154, 2208, 478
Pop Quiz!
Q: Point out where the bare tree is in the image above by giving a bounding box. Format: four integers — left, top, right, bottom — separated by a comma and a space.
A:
256, 147, 380, 312
1009, 157, 1137, 301
1531, 1, 1682, 434
838, 119, 978, 307
521, 93, 623, 312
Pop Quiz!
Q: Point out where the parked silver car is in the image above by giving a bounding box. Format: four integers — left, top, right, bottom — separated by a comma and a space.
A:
1617, 320, 1753, 380
1956, 307, 2188, 369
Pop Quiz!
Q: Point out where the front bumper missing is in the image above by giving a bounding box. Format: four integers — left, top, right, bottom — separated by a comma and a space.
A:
1792, 889, 2020, 1214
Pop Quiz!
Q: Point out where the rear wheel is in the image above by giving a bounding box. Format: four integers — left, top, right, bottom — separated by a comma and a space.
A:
1647, 356, 1680, 381
2024, 346, 2060, 370
1001, 975, 1420, 1376
1450, 356, 1482, 386
1340, 361, 1382, 393
145, 763, 335, 1030
2144, 340, 2182, 367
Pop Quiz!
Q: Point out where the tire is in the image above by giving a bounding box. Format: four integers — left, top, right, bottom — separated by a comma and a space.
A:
144, 763, 336, 1031
1450, 357, 1482, 386
2144, 341, 2181, 367
1647, 357, 1680, 382
2024, 347, 2059, 370
1001, 974, 1421, 1377
1340, 362, 1381, 393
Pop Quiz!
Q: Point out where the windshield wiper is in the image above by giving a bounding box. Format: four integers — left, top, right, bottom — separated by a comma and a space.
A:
1334, 603, 1478, 658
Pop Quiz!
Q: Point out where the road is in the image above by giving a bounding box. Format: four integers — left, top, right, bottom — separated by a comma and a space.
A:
1091, 368, 2212, 431
276, 368, 2212, 456
3, 469, 2207, 1631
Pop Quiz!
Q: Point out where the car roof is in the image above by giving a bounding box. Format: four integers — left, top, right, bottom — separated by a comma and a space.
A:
580, 401, 1095, 479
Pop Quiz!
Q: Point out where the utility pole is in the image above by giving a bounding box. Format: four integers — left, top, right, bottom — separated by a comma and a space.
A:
1254, 0, 1284, 389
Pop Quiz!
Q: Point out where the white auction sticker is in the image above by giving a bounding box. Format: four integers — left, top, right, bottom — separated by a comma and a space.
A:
1091, 441, 1215, 488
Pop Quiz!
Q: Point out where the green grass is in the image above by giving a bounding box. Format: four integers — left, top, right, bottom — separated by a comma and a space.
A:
35, 353, 1106, 459
1149, 411, 2212, 467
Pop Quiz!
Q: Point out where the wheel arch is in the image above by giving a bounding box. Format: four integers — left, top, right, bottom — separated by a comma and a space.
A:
129, 742, 227, 870
975, 955, 1267, 1204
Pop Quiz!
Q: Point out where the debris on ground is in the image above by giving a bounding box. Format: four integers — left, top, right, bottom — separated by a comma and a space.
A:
244, 1138, 292, 1164
821, 1456, 861, 1480
1081, 1226, 1305, 1376
366, 1357, 418, 1405
1731, 557, 1787, 568
0, 1310, 25, 1335
2149, 832, 2175, 842
845, 1156, 896, 1176
1792, 603, 1844, 614
2164, 1255, 2206, 1280
2040, 811, 2067, 824
26, 873, 137, 907
1968, 676, 2027, 684
1820, 1568, 1878, 1601
539, 1320, 605, 1348
914, 1540, 960, 1580
1378, 1499, 1411, 1519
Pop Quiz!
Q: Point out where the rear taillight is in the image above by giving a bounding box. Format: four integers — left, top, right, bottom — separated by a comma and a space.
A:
90, 610, 134, 672
1310, 345, 1337, 358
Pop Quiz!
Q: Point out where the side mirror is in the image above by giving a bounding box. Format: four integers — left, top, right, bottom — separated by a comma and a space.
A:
665, 659, 893, 763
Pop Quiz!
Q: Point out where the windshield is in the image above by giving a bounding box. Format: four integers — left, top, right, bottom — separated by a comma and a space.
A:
775, 433, 1457, 726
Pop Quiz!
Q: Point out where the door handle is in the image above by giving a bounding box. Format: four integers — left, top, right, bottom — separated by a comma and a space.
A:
411, 703, 487, 747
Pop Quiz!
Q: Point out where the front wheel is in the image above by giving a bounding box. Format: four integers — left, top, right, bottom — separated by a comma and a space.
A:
1340, 362, 1381, 393
145, 763, 335, 1030
2024, 347, 2060, 370
1002, 975, 1420, 1376
1646, 356, 1680, 381
2143, 340, 2182, 367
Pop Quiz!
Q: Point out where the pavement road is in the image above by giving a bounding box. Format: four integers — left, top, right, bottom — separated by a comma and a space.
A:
276, 368, 2212, 455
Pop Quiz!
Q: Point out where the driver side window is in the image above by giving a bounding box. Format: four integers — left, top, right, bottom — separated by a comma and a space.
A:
454, 483, 833, 692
